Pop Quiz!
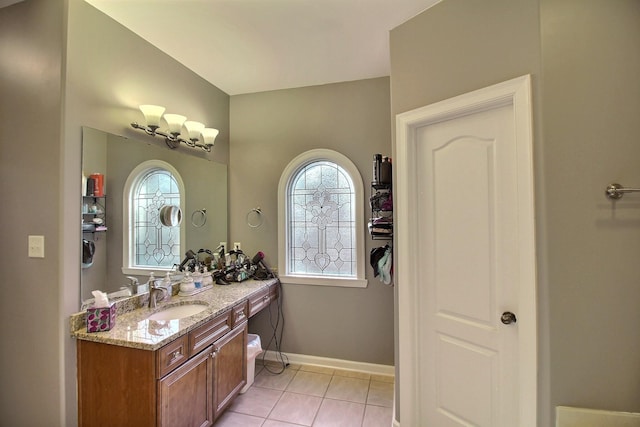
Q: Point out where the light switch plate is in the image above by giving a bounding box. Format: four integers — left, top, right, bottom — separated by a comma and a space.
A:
28, 235, 45, 258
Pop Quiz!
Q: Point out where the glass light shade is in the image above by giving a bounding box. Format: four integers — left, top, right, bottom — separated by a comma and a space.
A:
163, 114, 187, 134
183, 121, 205, 140
200, 128, 219, 146
139, 105, 165, 127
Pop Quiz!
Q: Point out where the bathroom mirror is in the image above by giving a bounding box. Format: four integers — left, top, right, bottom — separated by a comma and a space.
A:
81, 126, 228, 304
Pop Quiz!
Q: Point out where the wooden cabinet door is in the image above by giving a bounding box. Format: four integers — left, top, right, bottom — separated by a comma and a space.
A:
212, 323, 247, 420
157, 346, 214, 427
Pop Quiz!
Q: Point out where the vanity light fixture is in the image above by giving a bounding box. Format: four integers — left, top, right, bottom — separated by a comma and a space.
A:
131, 104, 219, 152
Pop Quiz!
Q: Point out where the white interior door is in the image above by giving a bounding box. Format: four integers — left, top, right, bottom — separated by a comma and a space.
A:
396, 75, 537, 427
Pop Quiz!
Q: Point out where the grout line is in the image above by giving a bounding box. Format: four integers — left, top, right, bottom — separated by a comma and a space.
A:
244, 363, 393, 426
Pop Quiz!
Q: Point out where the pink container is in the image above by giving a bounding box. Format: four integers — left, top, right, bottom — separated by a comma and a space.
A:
86, 302, 116, 332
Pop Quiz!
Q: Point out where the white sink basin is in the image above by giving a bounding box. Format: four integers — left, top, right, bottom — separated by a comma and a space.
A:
148, 304, 208, 321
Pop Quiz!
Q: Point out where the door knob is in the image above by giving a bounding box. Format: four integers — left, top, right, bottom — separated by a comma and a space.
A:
501, 311, 517, 325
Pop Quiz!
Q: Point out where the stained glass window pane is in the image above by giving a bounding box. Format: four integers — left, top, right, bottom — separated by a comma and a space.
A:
133, 169, 180, 268
287, 161, 356, 277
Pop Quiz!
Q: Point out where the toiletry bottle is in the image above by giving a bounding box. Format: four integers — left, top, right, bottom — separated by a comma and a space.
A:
193, 269, 202, 289
380, 157, 392, 184
162, 272, 172, 301
180, 271, 195, 294
373, 154, 382, 184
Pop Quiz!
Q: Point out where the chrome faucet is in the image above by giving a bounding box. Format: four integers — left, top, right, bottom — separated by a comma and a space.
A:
123, 276, 139, 295
149, 281, 168, 309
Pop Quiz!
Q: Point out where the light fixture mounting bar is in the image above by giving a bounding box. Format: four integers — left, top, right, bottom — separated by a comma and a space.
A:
130, 121, 214, 152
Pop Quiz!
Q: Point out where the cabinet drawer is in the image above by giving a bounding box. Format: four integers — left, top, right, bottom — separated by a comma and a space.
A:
157, 334, 189, 378
189, 311, 231, 357
269, 282, 279, 301
231, 301, 248, 328
248, 288, 270, 317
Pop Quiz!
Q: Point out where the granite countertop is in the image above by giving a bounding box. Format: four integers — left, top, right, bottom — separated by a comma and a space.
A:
71, 278, 278, 351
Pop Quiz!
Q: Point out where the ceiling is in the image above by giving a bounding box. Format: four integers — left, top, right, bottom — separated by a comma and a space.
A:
84, 0, 441, 95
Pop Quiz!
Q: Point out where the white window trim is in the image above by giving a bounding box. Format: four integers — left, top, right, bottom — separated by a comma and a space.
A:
122, 160, 186, 276
277, 149, 367, 288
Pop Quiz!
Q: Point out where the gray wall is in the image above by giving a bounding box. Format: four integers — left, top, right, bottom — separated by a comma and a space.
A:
81, 127, 108, 300
231, 78, 395, 365
1, 0, 230, 425
540, 0, 640, 418
62, 1, 230, 424
0, 1, 64, 425
390, 0, 640, 425
103, 132, 227, 293
80, 129, 228, 301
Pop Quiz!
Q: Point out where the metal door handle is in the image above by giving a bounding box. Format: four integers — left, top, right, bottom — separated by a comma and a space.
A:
501, 311, 517, 325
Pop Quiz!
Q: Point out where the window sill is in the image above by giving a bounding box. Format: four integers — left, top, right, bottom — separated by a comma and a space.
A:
122, 267, 172, 276
278, 275, 368, 288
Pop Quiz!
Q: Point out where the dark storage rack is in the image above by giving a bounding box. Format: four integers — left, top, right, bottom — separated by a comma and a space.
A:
369, 182, 393, 240
82, 195, 107, 233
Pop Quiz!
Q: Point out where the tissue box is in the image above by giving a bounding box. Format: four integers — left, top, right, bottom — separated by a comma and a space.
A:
86, 302, 116, 332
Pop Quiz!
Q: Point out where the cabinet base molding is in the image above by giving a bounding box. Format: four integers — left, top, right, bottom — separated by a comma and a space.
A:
260, 350, 394, 377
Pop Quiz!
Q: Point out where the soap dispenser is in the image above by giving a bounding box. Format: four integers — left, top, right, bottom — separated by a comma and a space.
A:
179, 271, 195, 295
162, 272, 172, 301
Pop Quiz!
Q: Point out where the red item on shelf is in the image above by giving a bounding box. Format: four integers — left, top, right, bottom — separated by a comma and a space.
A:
89, 173, 104, 197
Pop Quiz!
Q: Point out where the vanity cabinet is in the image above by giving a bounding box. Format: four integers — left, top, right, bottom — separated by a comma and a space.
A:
211, 324, 246, 419
247, 283, 279, 317
158, 345, 214, 427
77, 283, 279, 427
157, 323, 246, 426
77, 312, 246, 427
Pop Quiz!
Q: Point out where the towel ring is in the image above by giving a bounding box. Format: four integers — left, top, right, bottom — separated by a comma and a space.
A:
247, 207, 263, 228
191, 209, 207, 228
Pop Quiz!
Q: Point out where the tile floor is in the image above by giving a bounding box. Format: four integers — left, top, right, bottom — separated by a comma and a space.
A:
214, 361, 395, 427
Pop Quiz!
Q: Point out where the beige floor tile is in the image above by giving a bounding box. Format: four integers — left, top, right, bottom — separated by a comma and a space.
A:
370, 373, 394, 383
286, 370, 332, 397
362, 405, 393, 427
268, 391, 323, 426
333, 369, 371, 380
253, 366, 296, 390
313, 399, 366, 427
262, 420, 305, 427
325, 376, 370, 404
228, 385, 283, 417
366, 381, 394, 407
257, 359, 300, 372
299, 364, 335, 375
213, 410, 265, 427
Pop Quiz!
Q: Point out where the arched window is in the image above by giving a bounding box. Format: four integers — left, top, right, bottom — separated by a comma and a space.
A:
122, 160, 185, 275
278, 149, 367, 288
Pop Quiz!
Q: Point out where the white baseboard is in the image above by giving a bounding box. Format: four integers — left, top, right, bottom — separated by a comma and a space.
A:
556, 406, 640, 427
261, 350, 395, 377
